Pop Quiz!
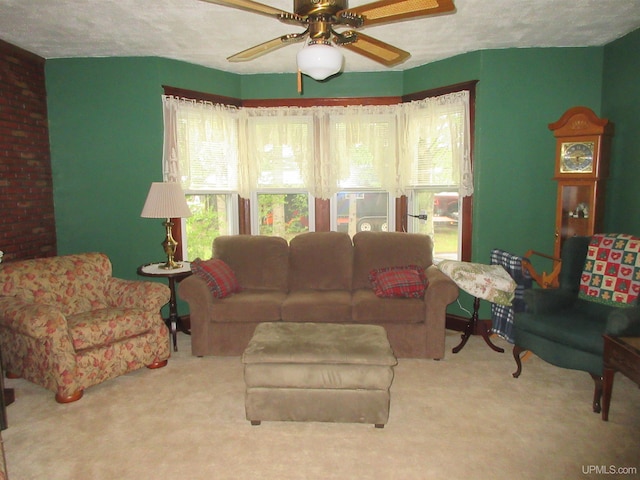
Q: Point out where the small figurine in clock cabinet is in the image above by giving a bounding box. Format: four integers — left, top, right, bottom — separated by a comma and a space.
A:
548, 106, 614, 259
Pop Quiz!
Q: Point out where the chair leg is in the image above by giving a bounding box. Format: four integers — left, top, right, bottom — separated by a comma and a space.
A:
55, 390, 84, 403
590, 373, 602, 414
146, 360, 168, 369
512, 345, 526, 378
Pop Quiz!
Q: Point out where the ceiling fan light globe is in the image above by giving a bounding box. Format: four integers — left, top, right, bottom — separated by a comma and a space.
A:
296, 43, 343, 80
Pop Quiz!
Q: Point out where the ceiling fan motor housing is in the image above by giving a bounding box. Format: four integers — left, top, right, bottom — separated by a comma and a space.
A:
205, 0, 455, 68
294, 0, 348, 17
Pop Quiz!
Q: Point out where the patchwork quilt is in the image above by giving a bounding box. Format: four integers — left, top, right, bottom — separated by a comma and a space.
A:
579, 233, 640, 307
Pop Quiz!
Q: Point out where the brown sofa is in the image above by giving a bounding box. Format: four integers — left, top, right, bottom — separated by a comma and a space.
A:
178, 231, 459, 359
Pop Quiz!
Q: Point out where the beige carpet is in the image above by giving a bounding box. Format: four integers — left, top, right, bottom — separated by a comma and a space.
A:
2, 330, 639, 480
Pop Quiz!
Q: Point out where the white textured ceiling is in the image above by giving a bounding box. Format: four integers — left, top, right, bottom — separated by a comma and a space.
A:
1, 0, 639, 75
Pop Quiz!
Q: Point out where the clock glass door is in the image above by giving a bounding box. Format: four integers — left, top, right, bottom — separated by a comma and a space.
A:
555, 183, 596, 256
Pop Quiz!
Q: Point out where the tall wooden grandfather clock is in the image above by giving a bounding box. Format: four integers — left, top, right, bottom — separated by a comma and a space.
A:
548, 106, 614, 259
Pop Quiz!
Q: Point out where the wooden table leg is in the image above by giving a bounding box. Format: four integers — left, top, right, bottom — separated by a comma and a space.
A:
601, 366, 614, 421
453, 297, 504, 354
166, 276, 180, 352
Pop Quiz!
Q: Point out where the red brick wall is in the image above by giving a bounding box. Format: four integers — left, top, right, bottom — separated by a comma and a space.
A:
0, 39, 56, 262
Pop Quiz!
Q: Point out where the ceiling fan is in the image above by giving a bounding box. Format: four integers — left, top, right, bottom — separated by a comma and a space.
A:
200, 0, 456, 80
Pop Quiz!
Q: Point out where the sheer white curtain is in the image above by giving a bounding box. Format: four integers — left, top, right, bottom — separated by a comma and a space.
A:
325, 105, 397, 195
398, 91, 472, 196
161, 96, 180, 183
241, 107, 315, 196
162, 91, 472, 199
239, 105, 396, 199
162, 96, 240, 192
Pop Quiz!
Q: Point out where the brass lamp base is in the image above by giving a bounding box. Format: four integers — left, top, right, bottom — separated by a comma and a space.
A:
160, 219, 183, 270
159, 258, 183, 270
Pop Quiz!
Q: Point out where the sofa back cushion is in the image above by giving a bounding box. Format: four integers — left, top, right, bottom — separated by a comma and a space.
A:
288, 232, 353, 291
213, 235, 289, 291
352, 232, 434, 290
0, 253, 111, 316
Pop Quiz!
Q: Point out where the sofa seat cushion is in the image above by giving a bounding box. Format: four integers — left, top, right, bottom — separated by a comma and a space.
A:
352, 289, 425, 324
68, 308, 156, 351
514, 310, 608, 356
210, 289, 286, 323
281, 290, 352, 323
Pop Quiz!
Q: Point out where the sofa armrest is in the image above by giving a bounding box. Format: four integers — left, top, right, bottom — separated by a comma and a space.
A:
424, 265, 459, 306
105, 278, 170, 312
423, 265, 459, 359
178, 274, 218, 310
178, 275, 220, 355
523, 288, 575, 314
0, 297, 69, 340
606, 305, 640, 336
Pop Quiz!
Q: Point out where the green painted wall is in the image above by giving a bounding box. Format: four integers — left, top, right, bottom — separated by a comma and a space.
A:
45, 57, 238, 278
45, 35, 639, 296
471, 47, 604, 263
156, 58, 241, 98
602, 28, 640, 236
241, 71, 404, 99
402, 51, 482, 94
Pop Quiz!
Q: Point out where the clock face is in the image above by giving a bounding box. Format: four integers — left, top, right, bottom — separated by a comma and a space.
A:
560, 142, 595, 173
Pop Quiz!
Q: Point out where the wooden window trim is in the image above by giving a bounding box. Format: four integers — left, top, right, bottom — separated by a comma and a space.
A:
163, 81, 476, 259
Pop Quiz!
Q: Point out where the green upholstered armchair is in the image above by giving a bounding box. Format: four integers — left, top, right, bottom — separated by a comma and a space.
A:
512, 234, 640, 413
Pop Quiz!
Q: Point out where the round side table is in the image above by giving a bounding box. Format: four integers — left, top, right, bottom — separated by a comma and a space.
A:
137, 262, 192, 352
436, 260, 517, 354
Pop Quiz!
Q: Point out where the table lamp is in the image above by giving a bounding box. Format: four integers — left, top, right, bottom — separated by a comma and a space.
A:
141, 182, 192, 269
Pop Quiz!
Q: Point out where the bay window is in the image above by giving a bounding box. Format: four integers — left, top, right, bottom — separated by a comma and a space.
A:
329, 109, 396, 235
333, 191, 391, 234
402, 91, 471, 260
162, 97, 239, 260
246, 112, 314, 239
162, 83, 474, 261
184, 193, 237, 260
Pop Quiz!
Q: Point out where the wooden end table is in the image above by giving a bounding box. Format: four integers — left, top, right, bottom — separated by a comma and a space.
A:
437, 260, 517, 354
137, 262, 192, 352
602, 335, 640, 421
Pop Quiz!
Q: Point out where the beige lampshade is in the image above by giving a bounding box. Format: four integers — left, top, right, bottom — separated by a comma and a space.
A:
140, 182, 192, 219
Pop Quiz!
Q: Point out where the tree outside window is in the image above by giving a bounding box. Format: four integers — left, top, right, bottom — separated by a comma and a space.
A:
257, 193, 309, 241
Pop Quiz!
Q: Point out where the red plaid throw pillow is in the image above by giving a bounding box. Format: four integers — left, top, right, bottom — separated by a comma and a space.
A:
369, 265, 428, 298
191, 258, 240, 299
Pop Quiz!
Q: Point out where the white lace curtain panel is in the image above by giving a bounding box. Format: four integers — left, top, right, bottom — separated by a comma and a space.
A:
162, 91, 473, 200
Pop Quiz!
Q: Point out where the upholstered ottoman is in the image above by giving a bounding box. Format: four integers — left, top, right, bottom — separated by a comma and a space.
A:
242, 322, 397, 427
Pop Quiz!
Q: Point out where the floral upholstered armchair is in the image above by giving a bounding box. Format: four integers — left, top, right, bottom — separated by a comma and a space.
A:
0, 253, 171, 403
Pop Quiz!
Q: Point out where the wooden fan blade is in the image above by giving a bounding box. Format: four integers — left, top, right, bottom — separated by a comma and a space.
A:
228, 34, 306, 62
200, 0, 289, 18
340, 31, 410, 67
343, 0, 455, 26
